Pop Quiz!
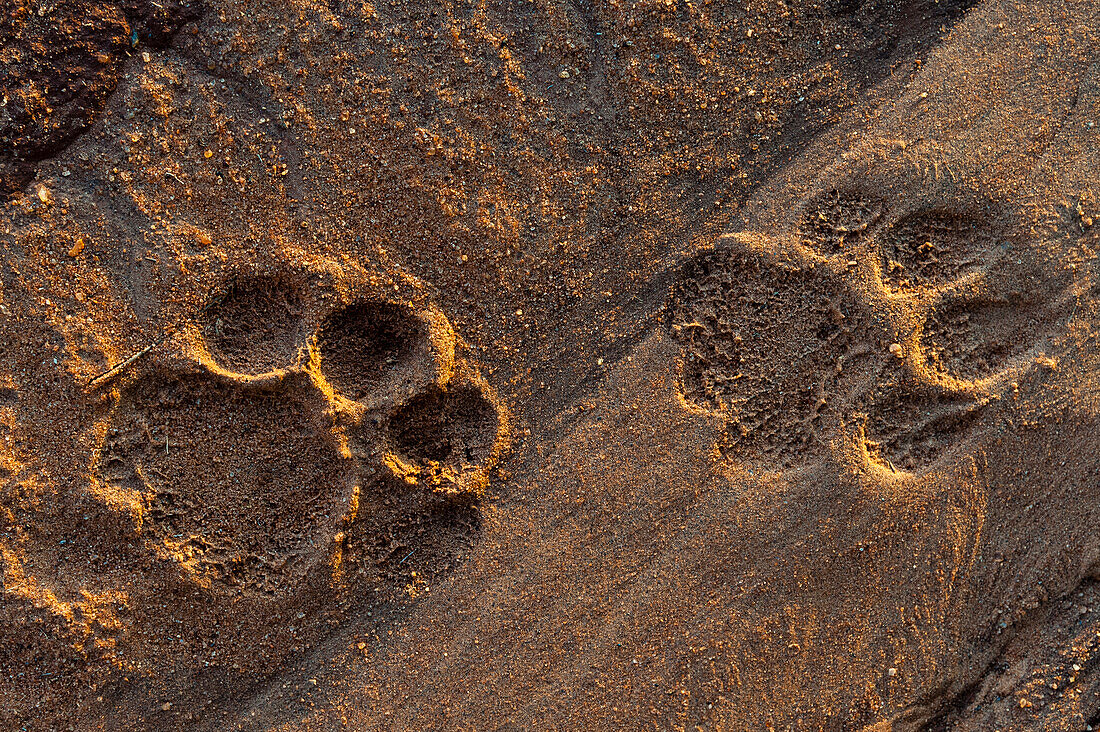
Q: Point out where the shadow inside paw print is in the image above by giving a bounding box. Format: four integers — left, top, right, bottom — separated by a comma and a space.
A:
383, 381, 502, 492
389, 384, 498, 464
878, 211, 991, 291
669, 242, 860, 462
95, 275, 507, 600
203, 276, 308, 375
317, 301, 433, 402
99, 372, 352, 595
800, 189, 883, 253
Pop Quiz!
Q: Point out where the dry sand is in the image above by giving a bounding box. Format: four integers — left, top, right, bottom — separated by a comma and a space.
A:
3, 0, 1100, 729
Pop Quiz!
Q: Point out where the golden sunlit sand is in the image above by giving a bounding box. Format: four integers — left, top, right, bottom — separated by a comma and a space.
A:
3, 0, 1100, 729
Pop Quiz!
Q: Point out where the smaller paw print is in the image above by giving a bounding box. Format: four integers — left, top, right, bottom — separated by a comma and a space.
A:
94, 273, 508, 597
671, 191, 1072, 475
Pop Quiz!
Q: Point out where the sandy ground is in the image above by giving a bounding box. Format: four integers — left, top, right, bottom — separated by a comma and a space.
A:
4, 0, 1100, 729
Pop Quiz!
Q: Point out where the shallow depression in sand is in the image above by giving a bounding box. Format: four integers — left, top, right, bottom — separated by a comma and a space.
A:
669, 244, 858, 461
878, 210, 991, 292
203, 276, 308, 375
317, 301, 431, 400
921, 298, 1041, 381
98, 372, 350, 594
387, 383, 500, 468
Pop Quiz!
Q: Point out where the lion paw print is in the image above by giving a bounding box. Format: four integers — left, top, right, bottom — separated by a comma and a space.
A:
95, 275, 507, 597
670, 190, 1070, 474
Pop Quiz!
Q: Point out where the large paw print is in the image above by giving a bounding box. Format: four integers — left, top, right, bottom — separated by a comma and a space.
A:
670, 193, 1070, 474
94, 274, 507, 597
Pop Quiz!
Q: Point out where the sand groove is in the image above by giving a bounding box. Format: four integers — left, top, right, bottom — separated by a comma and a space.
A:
0, 0, 202, 195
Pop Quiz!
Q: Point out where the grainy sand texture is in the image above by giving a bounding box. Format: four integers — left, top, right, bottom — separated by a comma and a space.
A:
4, 0, 1100, 729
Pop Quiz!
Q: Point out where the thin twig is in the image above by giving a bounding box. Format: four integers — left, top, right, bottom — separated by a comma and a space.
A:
87, 289, 225, 390
87, 341, 159, 388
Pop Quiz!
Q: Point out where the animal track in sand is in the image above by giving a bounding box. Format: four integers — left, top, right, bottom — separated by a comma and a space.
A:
672, 201, 1066, 474
203, 276, 308, 374
384, 381, 502, 492
95, 285, 507, 597
921, 296, 1042, 381
669, 242, 860, 462
878, 211, 990, 292
800, 189, 883, 254
389, 384, 499, 465
862, 388, 985, 473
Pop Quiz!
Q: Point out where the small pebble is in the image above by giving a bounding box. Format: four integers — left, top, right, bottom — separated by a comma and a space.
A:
889, 343, 903, 358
